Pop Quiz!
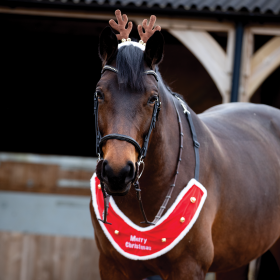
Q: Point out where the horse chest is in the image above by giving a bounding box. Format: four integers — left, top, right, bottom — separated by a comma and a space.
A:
91, 174, 207, 260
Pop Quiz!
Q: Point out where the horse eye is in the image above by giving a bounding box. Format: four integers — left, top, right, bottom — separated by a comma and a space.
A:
96, 91, 104, 100
148, 95, 158, 104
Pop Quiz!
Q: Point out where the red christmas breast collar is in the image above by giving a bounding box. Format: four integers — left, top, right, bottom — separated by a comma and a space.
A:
91, 174, 207, 260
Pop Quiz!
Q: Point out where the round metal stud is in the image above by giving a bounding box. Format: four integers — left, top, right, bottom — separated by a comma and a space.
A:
139, 40, 144, 45
143, 43, 146, 47
121, 38, 126, 43
190, 197, 196, 203
127, 38, 131, 41
98, 184, 101, 189
180, 217, 185, 223
161, 238, 166, 242
114, 230, 119, 235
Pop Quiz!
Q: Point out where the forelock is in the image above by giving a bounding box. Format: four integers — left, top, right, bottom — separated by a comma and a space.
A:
116, 45, 146, 93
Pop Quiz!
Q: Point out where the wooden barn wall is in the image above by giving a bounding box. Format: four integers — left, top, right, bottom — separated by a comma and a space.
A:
0, 153, 96, 196
0, 231, 100, 280
0, 153, 100, 279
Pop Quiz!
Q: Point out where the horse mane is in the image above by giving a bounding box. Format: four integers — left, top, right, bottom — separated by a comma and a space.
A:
155, 67, 187, 104
116, 45, 187, 105
116, 44, 145, 93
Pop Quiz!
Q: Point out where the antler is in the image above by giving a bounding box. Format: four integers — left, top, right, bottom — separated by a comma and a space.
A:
109, 10, 133, 42
138, 15, 161, 44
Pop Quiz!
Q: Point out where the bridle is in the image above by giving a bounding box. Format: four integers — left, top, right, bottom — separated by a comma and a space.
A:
95, 65, 160, 162
94, 65, 200, 226
94, 65, 161, 225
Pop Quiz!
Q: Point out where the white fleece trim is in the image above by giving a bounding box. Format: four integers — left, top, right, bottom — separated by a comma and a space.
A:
90, 174, 207, 260
118, 41, 145, 51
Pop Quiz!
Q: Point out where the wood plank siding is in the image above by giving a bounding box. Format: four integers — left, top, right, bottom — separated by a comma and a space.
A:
0, 153, 97, 196
0, 231, 100, 280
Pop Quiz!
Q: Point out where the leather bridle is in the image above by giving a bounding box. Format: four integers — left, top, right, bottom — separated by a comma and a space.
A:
94, 65, 160, 162
94, 65, 200, 226
94, 65, 161, 225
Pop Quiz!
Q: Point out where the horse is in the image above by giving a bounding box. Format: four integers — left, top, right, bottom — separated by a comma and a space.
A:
90, 10, 280, 280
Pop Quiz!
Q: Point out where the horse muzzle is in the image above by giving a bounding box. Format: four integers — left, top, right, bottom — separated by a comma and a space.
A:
97, 159, 135, 196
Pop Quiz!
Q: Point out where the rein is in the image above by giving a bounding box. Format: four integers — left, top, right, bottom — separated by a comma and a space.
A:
94, 65, 200, 226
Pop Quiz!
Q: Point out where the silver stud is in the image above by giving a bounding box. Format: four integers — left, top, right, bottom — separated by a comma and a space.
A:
139, 40, 144, 45
161, 238, 166, 242
98, 184, 101, 189
180, 217, 185, 223
121, 38, 126, 43
127, 38, 131, 41
114, 230, 119, 235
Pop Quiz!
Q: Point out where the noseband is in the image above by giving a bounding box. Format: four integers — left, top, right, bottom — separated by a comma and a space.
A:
94, 65, 200, 226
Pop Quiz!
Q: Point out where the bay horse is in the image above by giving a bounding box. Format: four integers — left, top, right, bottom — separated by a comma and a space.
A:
90, 10, 280, 280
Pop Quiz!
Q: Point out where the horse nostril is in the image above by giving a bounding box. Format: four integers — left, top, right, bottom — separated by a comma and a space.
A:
124, 161, 135, 185
101, 160, 109, 180
101, 160, 135, 188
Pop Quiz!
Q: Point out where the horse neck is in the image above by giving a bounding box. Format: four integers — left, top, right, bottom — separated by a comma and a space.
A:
113, 82, 200, 225
141, 85, 198, 197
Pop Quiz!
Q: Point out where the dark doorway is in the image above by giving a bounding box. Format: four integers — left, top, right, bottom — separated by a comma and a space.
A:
0, 14, 222, 157
250, 66, 280, 109
159, 30, 222, 114
1, 14, 107, 157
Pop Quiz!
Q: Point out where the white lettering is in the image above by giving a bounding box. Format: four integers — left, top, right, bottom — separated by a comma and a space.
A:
130, 235, 148, 244
125, 242, 152, 251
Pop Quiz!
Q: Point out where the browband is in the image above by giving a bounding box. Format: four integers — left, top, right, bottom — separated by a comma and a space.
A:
101, 65, 158, 82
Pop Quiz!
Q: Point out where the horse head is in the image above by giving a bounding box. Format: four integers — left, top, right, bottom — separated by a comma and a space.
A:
95, 10, 164, 196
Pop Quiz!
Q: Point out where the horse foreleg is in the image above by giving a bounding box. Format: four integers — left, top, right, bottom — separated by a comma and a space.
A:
99, 253, 147, 280
216, 264, 249, 280
99, 253, 129, 280
269, 237, 280, 270
164, 259, 207, 280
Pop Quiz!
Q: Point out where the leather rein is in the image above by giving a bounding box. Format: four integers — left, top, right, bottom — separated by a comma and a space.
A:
94, 65, 200, 225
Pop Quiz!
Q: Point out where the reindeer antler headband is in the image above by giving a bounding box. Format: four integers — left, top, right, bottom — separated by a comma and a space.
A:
109, 10, 161, 50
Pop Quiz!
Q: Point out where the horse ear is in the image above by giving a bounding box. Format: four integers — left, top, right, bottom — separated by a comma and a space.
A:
99, 27, 118, 65
144, 31, 164, 68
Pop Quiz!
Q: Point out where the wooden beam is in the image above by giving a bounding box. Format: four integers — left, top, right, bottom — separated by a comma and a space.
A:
0, 6, 232, 31
239, 28, 254, 102
251, 26, 280, 36
226, 29, 235, 74
239, 24, 280, 102
168, 29, 232, 103
247, 36, 280, 98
